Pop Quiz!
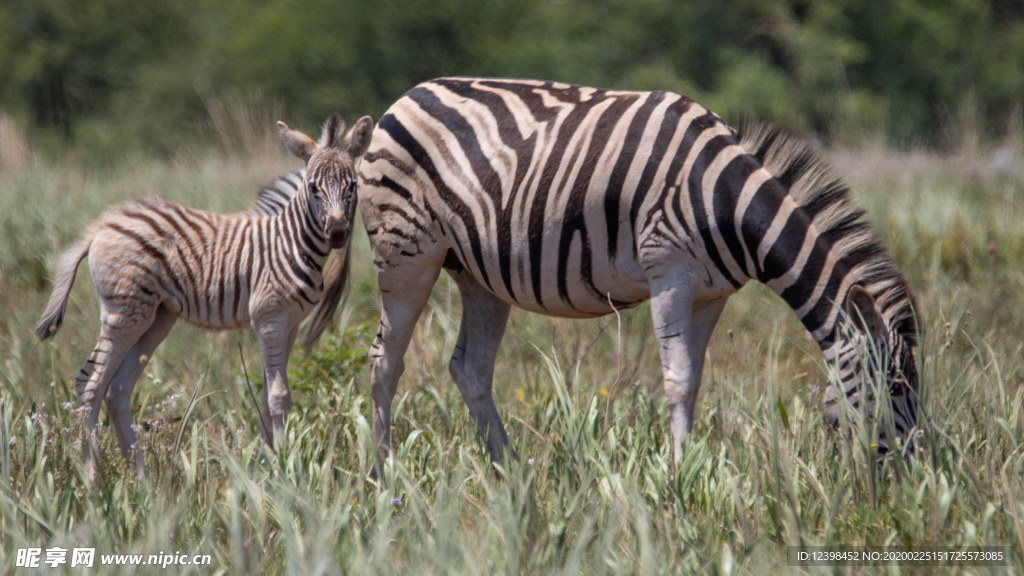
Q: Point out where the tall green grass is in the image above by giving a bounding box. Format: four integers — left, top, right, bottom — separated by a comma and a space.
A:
1, 131, 1022, 574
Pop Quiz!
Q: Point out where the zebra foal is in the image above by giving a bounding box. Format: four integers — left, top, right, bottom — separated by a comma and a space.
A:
355, 77, 920, 467
35, 114, 373, 477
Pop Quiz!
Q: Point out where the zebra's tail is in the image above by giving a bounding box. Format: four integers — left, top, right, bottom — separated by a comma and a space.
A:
35, 233, 92, 341
300, 241, 352, 352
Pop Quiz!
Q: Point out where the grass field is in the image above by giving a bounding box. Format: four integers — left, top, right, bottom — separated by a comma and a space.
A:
1, 119, 1022, 574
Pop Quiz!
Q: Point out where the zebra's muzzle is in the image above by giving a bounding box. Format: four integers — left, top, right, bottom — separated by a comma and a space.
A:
325, 217, 349, 249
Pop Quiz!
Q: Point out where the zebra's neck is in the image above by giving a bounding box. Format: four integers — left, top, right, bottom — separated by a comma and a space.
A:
738, 126, 917, 355
275, 188, 331, 273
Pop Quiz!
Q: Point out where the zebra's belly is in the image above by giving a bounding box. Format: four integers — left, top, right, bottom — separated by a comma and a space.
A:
514, 289, 651, 318
482, 255, 654, 319
160, 293, 252, 330
493, 264, 737, 318
181, 314, 251, 331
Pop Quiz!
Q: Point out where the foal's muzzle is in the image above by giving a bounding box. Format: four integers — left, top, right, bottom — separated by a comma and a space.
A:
325, 217, 349, 249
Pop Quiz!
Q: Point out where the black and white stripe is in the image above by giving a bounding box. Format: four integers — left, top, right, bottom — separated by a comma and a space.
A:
250, 168, 352, 351
354, 77, 920, 465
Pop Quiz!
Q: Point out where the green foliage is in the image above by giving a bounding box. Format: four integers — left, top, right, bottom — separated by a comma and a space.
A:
3, 0, 1024, 151
288, 320, 374, 402
0, 0, 196, 134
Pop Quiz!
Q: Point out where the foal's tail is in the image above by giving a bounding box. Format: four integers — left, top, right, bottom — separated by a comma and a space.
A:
300, 240, 351, 351
35, 234, 92, 340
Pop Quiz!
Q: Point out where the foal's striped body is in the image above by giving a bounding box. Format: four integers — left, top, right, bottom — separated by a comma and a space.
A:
37, 115, 373, 476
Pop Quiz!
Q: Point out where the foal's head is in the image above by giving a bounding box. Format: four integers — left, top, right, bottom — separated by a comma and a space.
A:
278, 114, 373, 248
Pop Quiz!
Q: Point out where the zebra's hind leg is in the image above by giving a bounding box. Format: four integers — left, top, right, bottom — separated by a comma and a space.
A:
369, 266, 440, 473
77, 304, 157, 479
104, 306, 177, 478
648, 269, 727, 465
448, 270, 514, 467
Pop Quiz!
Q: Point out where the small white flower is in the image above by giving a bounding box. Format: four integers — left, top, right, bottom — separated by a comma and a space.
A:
156, 393, 181, 410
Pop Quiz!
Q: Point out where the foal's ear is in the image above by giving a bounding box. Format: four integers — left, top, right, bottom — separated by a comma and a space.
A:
278, 121, 318, 162
319, 113, 346, 150
344, 116, 374, 158
846, 285, 886, 340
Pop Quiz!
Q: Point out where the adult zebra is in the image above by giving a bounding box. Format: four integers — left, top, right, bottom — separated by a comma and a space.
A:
36, 114, 372, 477
357, 77, 919, 465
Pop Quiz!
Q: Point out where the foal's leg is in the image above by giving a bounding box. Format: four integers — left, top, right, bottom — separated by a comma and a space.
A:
253, 313, 299, 451
104, 306, 177, 477
77, 299, 156, 478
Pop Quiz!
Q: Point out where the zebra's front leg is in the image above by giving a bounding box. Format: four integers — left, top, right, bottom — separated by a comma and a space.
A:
448, 270, 514, 466
648, 269, 726, 465
254, 315, 299, 451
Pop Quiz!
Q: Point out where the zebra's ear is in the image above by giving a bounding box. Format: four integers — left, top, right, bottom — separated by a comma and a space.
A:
846, 285, 885, 341
319, 113, 346, 150
344, 116, 374, 158
278, 121, 318, 162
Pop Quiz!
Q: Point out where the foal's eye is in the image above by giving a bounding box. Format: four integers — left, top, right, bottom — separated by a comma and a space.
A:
308, 182, 321, 196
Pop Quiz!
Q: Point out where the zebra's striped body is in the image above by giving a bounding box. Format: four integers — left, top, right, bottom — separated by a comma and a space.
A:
36, 114, 373, 477
355, 77, 919, 466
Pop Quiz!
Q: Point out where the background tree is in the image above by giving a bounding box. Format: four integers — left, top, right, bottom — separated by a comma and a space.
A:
1, 0, 1022, 152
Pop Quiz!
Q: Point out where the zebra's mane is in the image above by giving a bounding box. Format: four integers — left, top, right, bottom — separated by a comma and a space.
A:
251, 170, 304, 216
740, 124, 919, 346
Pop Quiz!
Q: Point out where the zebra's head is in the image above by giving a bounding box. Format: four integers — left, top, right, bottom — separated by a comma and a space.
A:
824, 285, 920, 455
278, 114, 374, 249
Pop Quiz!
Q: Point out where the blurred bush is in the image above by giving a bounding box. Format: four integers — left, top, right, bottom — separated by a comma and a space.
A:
2, 0, 1023, 154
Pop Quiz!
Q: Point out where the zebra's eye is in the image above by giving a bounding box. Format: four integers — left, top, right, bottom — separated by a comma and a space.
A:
308, 182, 321, 196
